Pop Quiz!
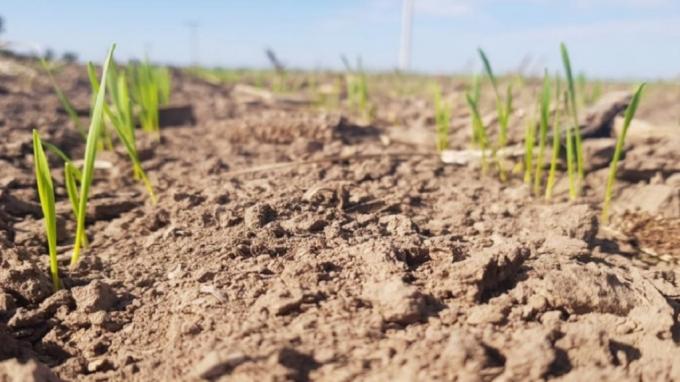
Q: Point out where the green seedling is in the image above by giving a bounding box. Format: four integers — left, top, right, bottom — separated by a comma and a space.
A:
32, 130, 61, 291
601, 84, 645, 224
433, 84, 451, 152
478, 48, 512, 180
466, 75, 483, 145
41, 141, 88, 246
523, 115, 536, 185
545, 87, 564, 200
563, 91, 577, 200
560, 43, 584, 194
465, 76, 489, 173
577, 73, 602, 106
156, 66, 172, 106
71, 44, 116, 268
64, 162, 88, 246
130, 60, 161, 135
533, 71, 551, 194
87, 63, 115, 150
91, 62, 158, 204
40, 59, 87, 139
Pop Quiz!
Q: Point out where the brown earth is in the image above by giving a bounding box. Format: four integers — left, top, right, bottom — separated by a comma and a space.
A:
1, 54, 680, 381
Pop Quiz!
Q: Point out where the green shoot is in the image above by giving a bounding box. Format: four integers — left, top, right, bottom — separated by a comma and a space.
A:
560, 42, 584, 193
563, 91, 577, 200
156, 66, 172, 106
466, 75, 483, 146
130, 60, 161, 135
32, 130, 61, 291
433, 84, 451, 152
545, 87, 564, 200
97, 61, 158, 203
87, 63, 114, 151
42, 141, 78, 174
71, 44, 116, 268
465, 77, 489, 173
40, 59, 87, 139
478, 49, 498, 97
523, 115, 536, 184
533, 70, 551, 194
478, 48, 512, 180
345, 60, 370, 122
41, 141, 88, 246
601, 84, 646, 224
64, 162, 88, 246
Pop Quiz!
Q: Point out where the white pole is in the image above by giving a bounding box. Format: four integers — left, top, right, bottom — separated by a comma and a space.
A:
399, 0, 414, 71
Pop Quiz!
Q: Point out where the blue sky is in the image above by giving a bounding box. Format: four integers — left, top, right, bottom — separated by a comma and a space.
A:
2, 0, 679, 79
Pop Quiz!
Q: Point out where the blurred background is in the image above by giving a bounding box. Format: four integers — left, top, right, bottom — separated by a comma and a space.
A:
1, 0, 679, 79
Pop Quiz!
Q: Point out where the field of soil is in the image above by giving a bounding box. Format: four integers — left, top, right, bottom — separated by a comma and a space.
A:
1, 53, 680, 381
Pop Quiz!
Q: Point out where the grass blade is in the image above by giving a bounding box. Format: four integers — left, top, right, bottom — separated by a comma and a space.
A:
433, 84, 450, 152
560, 42, 584, 193
545, 92, 563, 200
95, 62, 157, 203
478, 48, 499, 97
533, 70, 551, 194
87, 62, 114, 151
601, 83, 646, 223
64, 162, 88, 246
465, 91, 488, 173
71, 44, 116, 268
523, 115, 536, 184
32, 130, 61, 291
561, 91, 577, 200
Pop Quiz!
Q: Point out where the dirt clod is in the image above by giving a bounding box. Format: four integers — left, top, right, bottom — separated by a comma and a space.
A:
71, 280, 116, 313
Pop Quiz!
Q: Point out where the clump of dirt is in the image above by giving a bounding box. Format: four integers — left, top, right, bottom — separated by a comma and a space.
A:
1, 55, 679, 381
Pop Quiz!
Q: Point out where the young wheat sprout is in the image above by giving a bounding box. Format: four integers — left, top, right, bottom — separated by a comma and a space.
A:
564, 92, 577, 200
545, 94, 564, 200
100, 62, 158, 203
533, 71, 551, 195
478, 48, 512, 180
433, 84, 450, 152
32, 130, 61, 291
71, 44, 116, 268
560, 43, 584, 194
601, 84, 646, 224
523, 115, 536, 185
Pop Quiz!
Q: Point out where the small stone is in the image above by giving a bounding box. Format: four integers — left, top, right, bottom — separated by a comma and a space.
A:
87, 358, 113, 373
364, 278, 426, 325
466, 304, 506, 325
540, 310, 564, 326
244, 203, 276, 229
379, 214, 418, 236
89, 311, 108, 326
71, 280, 116, 313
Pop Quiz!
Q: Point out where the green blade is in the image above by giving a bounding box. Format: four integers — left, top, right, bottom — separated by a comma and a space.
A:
478, 48, 499, 97
32, 130, 61, 291
71, 44, 116, 267
602, 83, 646, 223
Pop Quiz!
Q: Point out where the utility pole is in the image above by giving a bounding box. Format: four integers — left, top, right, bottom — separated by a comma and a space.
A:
399, 0, 414, 71
185, 21, 200, 67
